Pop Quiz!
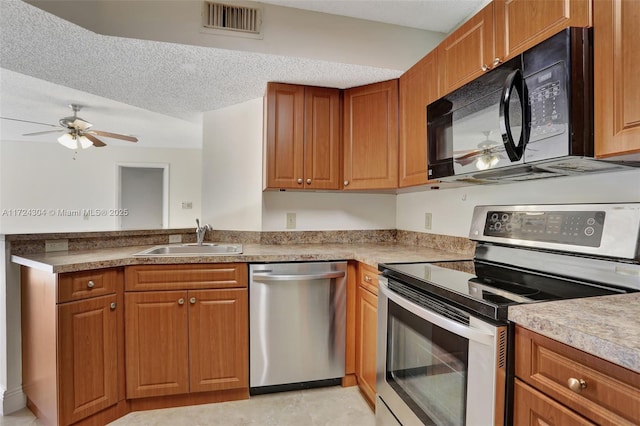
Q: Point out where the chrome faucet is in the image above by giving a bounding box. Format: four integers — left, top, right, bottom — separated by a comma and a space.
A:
195, 219, 211, 245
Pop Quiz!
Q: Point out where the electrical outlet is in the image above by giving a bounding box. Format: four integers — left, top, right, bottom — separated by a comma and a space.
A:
181, 202, 193, 209
424, 212, 432, 230
286, 212, 296, 229
45, 239, 69, 252
169, 234, 182, 243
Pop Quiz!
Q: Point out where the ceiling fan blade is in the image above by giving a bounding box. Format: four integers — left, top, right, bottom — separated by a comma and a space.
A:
1, 117, 60, 128
87, 130, 138, 142
83, 133, 107, 147
454, 149, 484, 161
22, 129, 65, 136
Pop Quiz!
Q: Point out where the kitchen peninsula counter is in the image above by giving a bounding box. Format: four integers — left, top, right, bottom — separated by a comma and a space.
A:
509, 293, 640, 374
11, 242, 471, 274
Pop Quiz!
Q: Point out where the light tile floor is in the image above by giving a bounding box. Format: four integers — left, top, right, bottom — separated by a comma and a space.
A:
0, 386, 375, 426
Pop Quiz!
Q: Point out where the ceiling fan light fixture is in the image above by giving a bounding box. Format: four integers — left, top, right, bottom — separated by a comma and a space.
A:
57, 132, 77, 149
78, 135, 93, 149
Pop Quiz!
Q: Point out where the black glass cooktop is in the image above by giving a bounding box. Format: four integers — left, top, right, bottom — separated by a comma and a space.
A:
378, 260, 628, 321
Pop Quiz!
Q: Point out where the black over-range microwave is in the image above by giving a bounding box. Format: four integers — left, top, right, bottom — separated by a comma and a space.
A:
427, 27, 628, 183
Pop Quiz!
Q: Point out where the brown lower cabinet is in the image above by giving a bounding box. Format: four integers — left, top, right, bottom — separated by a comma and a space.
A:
125, 288, 248, 399
514, 325, 640, 425
22, 263, 249, 426
21, 266, 125, 426
124, 264, 249, 400
355, 263, 378, 409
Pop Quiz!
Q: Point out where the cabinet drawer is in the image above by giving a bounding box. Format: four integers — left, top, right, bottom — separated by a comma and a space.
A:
125, 263, 248, 291
358, 263, 378, 295
515, 326, 640, 425
514, 379, 595, 426
57, 268, 119, 303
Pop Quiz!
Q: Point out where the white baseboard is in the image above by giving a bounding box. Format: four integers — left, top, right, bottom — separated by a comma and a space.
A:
0, 385, 26, 416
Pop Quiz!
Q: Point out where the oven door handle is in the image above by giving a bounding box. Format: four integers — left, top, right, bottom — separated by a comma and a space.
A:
380, 280, 496, 346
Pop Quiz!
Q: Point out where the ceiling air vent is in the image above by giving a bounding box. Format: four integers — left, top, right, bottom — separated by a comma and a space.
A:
203, 1, 262, 35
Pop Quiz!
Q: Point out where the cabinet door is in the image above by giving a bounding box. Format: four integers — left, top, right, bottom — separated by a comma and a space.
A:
58, 294, 118, 425
264, 82, 305, 189
514, 379, 596, 426
188, 289, 248, 392
438, 3, 496, 95
399, 51, 439, 187
303, 86, 342, 190
355, 285, 377, 408
343, 79, 398, 190
125, 291, 189, 399
494, 0, 591, 61
594, 0, 640, 158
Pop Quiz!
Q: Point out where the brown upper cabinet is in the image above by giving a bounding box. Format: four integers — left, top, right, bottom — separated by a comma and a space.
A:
594, 0, 640, 159
264, 82, 342, 190
494, 0, 591, 62
438, 3, 497, 95
438, 0, 591, 96
399, 50, 439, 188
343, 79, 399, 190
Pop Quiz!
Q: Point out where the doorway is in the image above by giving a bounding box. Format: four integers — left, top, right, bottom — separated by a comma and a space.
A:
117, 164, 169, 229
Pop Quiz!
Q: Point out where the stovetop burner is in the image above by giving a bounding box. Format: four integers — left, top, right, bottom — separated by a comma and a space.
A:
379, 259, 628, 321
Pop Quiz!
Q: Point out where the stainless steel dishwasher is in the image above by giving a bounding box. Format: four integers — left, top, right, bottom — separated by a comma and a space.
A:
249, 261, 347, 393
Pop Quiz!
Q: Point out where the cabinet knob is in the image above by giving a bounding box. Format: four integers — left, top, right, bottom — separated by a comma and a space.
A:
481, 64, 489, 72
364, 275, 372, 282
110, 302, 117, 310
87, 280, 95, 288
493, 57, 502, 67
190, 297, 196, 304
567, 377, 587, 393
178, 298, 185, 305
344, 180, 349, 186
297, 178, 303, 184
306, 178, 312, 185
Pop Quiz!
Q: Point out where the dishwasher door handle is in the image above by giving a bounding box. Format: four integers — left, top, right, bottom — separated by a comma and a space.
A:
252, 271, 346, 282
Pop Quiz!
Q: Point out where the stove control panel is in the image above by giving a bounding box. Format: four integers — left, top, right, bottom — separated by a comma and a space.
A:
484, 210, 605, 247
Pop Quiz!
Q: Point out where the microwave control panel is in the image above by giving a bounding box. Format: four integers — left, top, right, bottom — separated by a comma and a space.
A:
484, 210, 605, 247
526, 61, 568, 143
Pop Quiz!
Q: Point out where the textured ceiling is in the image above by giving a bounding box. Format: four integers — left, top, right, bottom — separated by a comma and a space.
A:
0, 0, 484, 149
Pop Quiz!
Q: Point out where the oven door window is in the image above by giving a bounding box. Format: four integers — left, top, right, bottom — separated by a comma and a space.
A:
386, 300, 469, 426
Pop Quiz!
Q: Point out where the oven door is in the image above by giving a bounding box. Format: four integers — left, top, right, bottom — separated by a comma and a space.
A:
376, 277, 507, 426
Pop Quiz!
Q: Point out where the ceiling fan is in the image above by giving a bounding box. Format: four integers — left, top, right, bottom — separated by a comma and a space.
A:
453, 131, 504, 170
1, 104, 138, 149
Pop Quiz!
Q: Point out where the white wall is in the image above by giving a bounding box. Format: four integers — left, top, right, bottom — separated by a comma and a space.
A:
397, 168, 640, 237
201, 98, 264, 231
0, 141, 202, 233
0, 240, 22, 415
262, 192, 396, 231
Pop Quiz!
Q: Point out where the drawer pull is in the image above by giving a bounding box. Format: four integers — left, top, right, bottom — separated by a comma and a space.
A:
567, 377, 587, 393
87, 280, 95, 288
364, 275, 372, 283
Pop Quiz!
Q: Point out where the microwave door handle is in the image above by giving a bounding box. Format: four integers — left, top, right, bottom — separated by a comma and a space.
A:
499, 69, 526, 161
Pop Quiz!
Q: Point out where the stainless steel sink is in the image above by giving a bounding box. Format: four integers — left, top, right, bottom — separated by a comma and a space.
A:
134, 243, 243, 256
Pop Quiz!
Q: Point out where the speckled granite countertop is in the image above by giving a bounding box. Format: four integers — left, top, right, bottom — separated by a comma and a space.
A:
509, 293, 640, 373
11, 242, 471, 274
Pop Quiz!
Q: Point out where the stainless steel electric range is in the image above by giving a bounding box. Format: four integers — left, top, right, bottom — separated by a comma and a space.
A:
376, 203, 640, 426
